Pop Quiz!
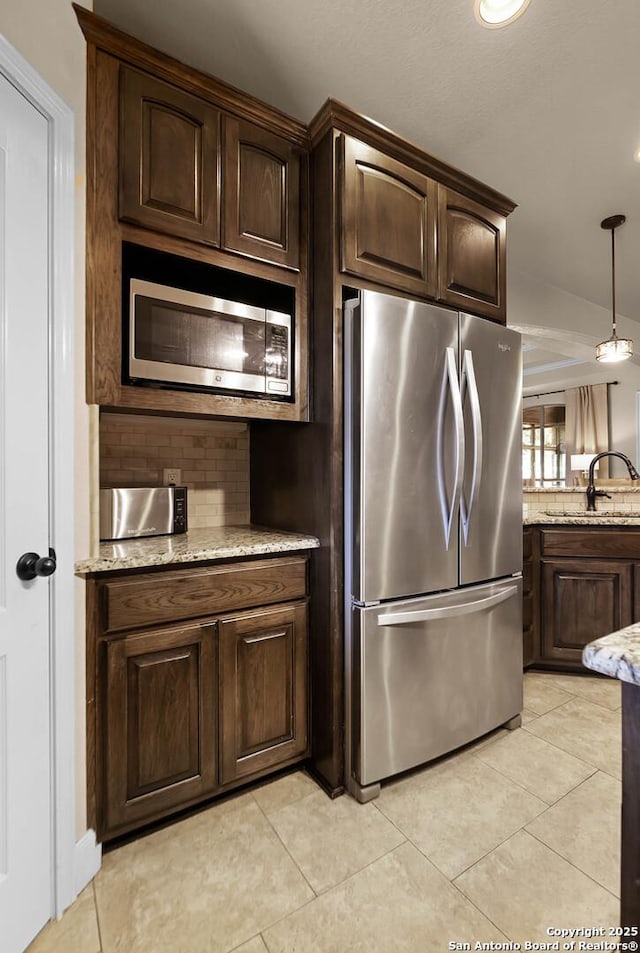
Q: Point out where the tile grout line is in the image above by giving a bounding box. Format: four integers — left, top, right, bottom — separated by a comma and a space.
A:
258, 788, 410, 898
371, 799, 512, 943
522, 719, 621, 778
524, 677, 622, 715
523, 825, 621, 902
251, 792, 320, 899
91, 879, 104, 953
471, 741, 599, 805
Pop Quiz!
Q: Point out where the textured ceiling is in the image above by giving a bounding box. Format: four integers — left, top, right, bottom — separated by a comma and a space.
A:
95, 0, 640, 324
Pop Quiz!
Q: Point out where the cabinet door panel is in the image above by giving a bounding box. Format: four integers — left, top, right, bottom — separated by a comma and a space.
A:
219, 602, 308, 783
341, 136, 437, 297
223, 117, 301, 269
119, 67, 220, 244
541, 558, 632, 664
103, 622, 216, 836
438, 187, 506, 322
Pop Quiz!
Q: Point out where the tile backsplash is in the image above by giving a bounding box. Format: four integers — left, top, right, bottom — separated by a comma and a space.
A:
100, 413, 249, 529
523, 485, 640, 518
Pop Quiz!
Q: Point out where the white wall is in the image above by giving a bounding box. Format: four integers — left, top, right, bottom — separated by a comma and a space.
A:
510, 268, 640, 477
1, 0, 93, 838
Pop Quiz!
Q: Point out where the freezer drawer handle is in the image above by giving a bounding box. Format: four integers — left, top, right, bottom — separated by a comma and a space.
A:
377, 585, 518, 626
460, 349, 483, 545
436, 346, 464, 549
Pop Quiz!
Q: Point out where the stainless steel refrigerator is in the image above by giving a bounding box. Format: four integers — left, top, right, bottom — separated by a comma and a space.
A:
344, 288, 523, 802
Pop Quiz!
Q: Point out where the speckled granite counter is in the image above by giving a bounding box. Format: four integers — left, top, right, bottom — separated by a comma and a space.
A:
524, 486, 640, 494
524, 513, 640, 526
75, 525, 320, 574
582, 622, 640, 685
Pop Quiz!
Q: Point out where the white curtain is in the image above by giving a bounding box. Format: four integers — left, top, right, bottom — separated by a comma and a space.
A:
565, 383, 609, 478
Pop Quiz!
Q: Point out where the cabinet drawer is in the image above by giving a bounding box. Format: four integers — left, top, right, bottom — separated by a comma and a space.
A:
99, 556, 308, 634
541, 529, 640, 560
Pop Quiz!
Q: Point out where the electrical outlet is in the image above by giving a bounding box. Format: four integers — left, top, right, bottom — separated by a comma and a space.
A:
163, 468, 181, 486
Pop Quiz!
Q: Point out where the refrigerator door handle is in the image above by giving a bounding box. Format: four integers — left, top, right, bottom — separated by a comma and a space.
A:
436, 346, 465, 549
460, 348, 483, 545
377, 585, 518, 626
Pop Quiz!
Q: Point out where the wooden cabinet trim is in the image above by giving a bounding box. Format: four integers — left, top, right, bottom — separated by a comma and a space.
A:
309, 98, 516, 217
99, 556, 309, 634
74, 5, 308, 147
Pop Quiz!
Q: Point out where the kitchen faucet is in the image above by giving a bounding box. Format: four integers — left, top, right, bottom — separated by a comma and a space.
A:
586, 451, 640, 511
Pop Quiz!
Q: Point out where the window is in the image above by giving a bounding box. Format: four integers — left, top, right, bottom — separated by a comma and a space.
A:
522, 404, 566, 486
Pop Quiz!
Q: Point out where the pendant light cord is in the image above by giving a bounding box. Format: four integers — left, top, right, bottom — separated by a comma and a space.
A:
611, 226, 617, 337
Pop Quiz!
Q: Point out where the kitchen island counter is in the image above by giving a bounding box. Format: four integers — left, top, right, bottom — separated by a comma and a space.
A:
583, 621, 640, 685
583, 624, 640, 927
75, 525, 320, 574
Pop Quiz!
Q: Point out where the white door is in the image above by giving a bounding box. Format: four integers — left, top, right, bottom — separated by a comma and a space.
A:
0, 73, 52, 952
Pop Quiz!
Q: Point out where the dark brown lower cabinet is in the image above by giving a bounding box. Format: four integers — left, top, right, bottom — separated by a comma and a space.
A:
541, 558, 633, 666
524, 525, 640, 672
522, 527, 538, 667
103, 622, 217, 835
90, 554, 310, 841
219, 602, 308, 784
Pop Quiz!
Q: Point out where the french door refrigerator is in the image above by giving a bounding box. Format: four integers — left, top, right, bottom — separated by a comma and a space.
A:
344, 288, 522, 802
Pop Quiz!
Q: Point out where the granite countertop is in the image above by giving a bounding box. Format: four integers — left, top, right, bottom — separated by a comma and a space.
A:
523, 486, 640, 494
582, 623, 640, 685
524, 513, 640, 526
75, 525, 320, 574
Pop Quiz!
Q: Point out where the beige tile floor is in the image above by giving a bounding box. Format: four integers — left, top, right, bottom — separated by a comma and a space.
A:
27, 672, 623, 953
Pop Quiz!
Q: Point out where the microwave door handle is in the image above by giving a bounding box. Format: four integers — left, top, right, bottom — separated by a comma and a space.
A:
436, 347, 464, 549
377, 586, 518, 626
460, 349, 483, 545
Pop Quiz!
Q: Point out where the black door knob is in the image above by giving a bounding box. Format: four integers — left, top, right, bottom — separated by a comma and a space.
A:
16, 549, 57, 581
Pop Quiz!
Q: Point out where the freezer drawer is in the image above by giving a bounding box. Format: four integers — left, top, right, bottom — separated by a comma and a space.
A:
351, 579, 523, 787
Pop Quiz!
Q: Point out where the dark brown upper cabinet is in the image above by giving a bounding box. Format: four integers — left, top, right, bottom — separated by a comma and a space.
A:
119, 66, 221, 245
437, 187, 506, 323
340, 136, 437, 299
223, 117, 302, 270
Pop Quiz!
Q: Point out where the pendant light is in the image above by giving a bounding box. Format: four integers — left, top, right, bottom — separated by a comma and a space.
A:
595, 214, 633, 363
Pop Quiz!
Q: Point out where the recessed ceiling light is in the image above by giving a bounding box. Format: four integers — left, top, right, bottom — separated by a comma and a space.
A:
473, 0, 532, 28
634, 147, 640, 164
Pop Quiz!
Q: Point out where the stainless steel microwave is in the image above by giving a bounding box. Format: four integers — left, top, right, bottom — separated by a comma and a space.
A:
128, 278, 292, 398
